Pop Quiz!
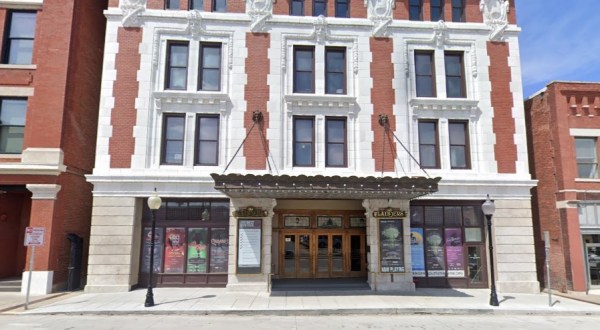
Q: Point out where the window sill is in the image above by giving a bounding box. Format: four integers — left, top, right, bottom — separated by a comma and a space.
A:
0, 64, 36, 70
285, 94, 357, 108
409, 98, 479, 112
575, 178, 600, 183
0, 154, 22, 159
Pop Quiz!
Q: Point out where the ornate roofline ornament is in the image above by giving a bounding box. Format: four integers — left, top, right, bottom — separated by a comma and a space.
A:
248, 0, 273, 32
121, 0, 146, 28
366, 0, 394, 37
312, 15, 328, 43
480, 0, 510, 42
431, 20, 448, 47
187, 10, 204, 39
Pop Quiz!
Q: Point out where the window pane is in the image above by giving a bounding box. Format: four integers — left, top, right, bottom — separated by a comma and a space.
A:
0, 99, 27, 125
326, 51, 344, 72
431, 0, 443, 21
9, 12, 36, 38
424, 206, 444, 226
462, 206, 480, 226
294, 72, 313, 93
169, 68, 187, 89
326, 73, 344, 94
170, 45, 188, 66
294, 119, 313, 142
8, 40, 33, 65
314, 0, 326, 16
450, 146, 467, 168
579, 164, 598, 178
446, 77, 463, 97
416, 77, 434, 97
445, 55, 462, 75
296, 50, 313, 71
199, 117, 219, 140
190, 0, 204, 10
165, 141, 184, 163
0, 126, 24, 153
201, 69, 220, 91
411, 206, 424, 226
449, 122, 466, 144
418, 122, 436, 144
415, 54, 433, 75
165, 117, 184, 140
295, 143, 313, 165
420, 145, 437, 168
576, 138, 596, 158
291, 0, 303, 15
198, 141, 218, 164
202, 46, 221, 68
444, 206, 462, 226
327, 144, 345, 166
336, 0, 348, 18
327, 120, 345, 142
213, 0, 226, 12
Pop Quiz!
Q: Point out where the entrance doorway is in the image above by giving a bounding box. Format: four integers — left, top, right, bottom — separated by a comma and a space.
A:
280, 230, 366, 278
586, 243, 600, 287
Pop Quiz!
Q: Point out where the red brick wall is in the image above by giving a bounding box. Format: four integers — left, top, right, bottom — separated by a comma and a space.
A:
109, 0, 120, 7
147, 0, 164, 9
0, 192, 29, 278
370, 37, 396, 173
350, 0, 367, 18
465, 0, 483, 23
108, 28, 142, 168
243, 33, 270, 170
0, 9, 6, 57
422, 0, 431, 21
394, 0, 409, 20
61, 0, 107, 171
26, 199, 56, 270
273, 0, 289, 15
487, 41, 516, 173
0, 69, 34, 86
228, 0, 246, 13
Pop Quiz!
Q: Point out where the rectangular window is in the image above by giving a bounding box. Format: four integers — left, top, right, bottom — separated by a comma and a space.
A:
418, 120, 439, 169
291, 0, 304, 15
449, 121, 470, 169
313, 0, 327, 16
165, 41, 189, 90
198, 43, 221, 91
195, 115, 219, 166
212, 0, 226, 12
325, 47, 346, 94
335, 0, 349, 18
0, 98, 27, 154
576, 137, 598, 178
293, 117, 314, 167
431, 0, 444, 21
415, 51, 436, 97
293, 46, 315, 93
452, 0, 465, 22
3, 11, 36, 65
161, 114, 185, 165
445, 52, 465, 98
326, 117, 347, 167
190, 0, 204, 10
409, 0, 423, 21
166, 0, 180, 9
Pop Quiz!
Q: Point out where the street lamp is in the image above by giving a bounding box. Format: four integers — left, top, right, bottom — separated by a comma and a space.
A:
482, 194, 499, 307
145, 188, 162, 307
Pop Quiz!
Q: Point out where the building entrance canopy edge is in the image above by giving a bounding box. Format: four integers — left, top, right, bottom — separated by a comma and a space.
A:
210, 173, 441, 200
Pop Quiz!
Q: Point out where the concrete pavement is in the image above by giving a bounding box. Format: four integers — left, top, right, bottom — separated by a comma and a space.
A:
2, 287, 600, 316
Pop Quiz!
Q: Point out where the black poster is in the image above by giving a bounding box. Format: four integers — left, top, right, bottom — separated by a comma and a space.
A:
209, 228, 229, 273
379, 219, 404, 273
425, 228, 446, 277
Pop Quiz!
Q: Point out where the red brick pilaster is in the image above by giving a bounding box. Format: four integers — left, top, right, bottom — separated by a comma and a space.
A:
243, 33, 270, 170
370, 37, 396, 173
108, 28, 142, 168
273, 0, 289, 15
487, 41, 516, 173
465, 0, 483, 23
422, 0, 431, 21
393, 0, 409, 20
146, 0, 164, 10
25, 186, 61, 272
228, 0, 246, 13
350, 0, 367, 18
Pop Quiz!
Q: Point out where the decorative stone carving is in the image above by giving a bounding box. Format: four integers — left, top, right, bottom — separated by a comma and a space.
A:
121, 0, 146, 28
187, 10, 204, 39
312, 15, 328, 43
248, 0, 273, 32
431, 20, 448, 47
479, 0, 510, 41
366, 0, 394, 37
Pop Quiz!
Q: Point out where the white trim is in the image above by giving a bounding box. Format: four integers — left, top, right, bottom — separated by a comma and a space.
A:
570, 128, 600, 137
21, 271, 53, 295
0, 86, 34, 97
26, 184, 61, 200
575, 179, 600, 183
0, 0, 43, 10
0, 64, 36, 70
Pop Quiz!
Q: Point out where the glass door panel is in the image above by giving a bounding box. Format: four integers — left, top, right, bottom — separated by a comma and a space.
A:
350, 235, 362, 272
317, 235, 329, 273
332, 235, 344, 273
467, 245, 485, 287
587, 244, 600, 286
298, 234, 311, 276
284, 235, 296, 275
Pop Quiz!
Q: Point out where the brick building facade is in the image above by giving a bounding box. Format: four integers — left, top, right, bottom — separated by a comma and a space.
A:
85, 0, 538, 294
526, 81, 600, 293
0, 0, 108, 293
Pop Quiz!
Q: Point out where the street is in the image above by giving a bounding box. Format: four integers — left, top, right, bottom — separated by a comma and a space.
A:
1, 314, 599, 330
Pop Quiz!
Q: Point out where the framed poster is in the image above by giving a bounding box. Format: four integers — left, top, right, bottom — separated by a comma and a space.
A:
379, 219, 405, 273
141, 227, 164, 273
445, 228, 465, 277
317, 215, 342, 228
209, 227, 229, 273
425, 228, 445, 277
350, 216, 367, 228
187, 228, 208, 273
164, 227, 186, 273
284, 215, 310, 228
410, 228, 425, 277
237, 219, 262, 274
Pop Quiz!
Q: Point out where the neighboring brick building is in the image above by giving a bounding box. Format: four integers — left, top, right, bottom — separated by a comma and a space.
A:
85, 0, 539, 295
0, 0, 107, 294
526, 81, 600, 293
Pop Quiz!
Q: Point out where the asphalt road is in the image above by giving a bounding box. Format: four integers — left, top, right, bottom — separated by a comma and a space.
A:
0, 314, 599, 330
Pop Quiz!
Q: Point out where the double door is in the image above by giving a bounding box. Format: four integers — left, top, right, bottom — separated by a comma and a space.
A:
281, 230, 366, 278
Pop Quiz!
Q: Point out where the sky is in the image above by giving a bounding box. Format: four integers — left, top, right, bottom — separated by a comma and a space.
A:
515, 0, 600, 98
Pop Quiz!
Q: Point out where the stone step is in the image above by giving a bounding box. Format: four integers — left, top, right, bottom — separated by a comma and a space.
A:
0, 278, 22, 292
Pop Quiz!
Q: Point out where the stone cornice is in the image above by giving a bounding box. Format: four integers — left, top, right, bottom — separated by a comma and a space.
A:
284, 94, 357, 109
153, 91, 230, 113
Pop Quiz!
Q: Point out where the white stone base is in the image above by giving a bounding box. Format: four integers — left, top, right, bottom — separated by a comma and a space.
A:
84, 284, 134, 293
497, 281, 540, 294
21, 271, 53, 295
226, 282, 269, 292
368, 272, 415, 292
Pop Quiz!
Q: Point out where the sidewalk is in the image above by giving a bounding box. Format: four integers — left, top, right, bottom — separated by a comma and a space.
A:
3, 287, 600, 316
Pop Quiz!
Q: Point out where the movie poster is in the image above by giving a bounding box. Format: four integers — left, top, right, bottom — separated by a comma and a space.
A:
425, 228, 445, 277
445, 228, 465, 277
164, 227, 186, 273
209, 228, 229, 273
187, 228, 208, 273
141, 227, 163, 273
379, 219, 404, 273
410, 228, 425, 277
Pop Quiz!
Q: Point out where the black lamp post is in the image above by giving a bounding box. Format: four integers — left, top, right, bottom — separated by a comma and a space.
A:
482, 194, 499, 307
145, 189, 162, 307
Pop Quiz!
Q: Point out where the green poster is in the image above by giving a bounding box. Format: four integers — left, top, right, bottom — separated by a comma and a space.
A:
187, 228, 208, 273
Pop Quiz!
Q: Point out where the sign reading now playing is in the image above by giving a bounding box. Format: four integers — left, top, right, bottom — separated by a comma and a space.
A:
24, 227, 45, 246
